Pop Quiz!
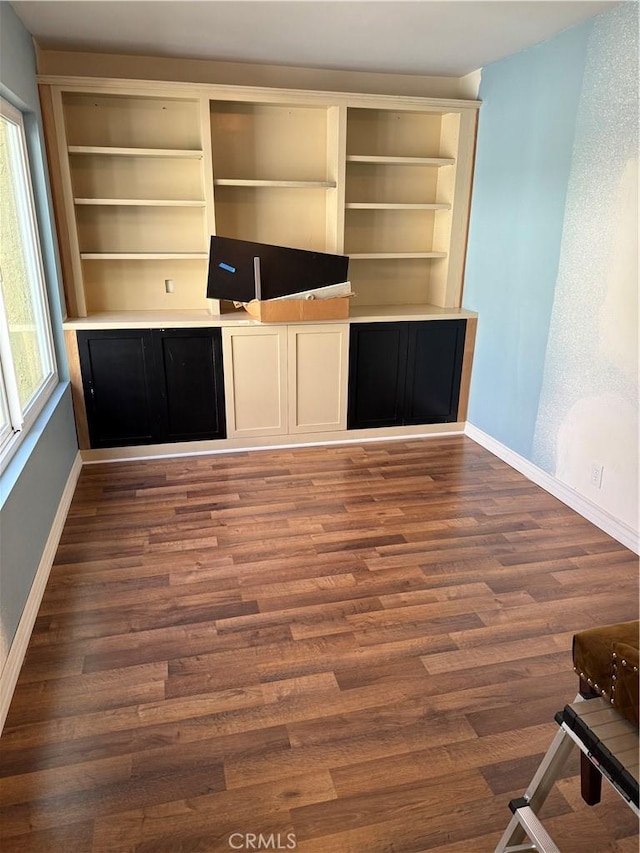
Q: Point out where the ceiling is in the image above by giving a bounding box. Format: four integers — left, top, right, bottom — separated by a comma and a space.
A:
11, 0, 619, 78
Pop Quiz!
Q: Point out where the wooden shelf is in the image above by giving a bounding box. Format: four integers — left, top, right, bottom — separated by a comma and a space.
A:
74, 198, 206, 207
345, 202, 451, 210
80, 252, 208, 260
68, 146, 204, 159
214, 179, 336, 189
348, 252, 448, 260
346, 155, 455, 166
62, 304, 478, 329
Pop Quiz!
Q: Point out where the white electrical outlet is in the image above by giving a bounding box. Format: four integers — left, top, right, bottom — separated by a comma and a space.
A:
590, 462, 604, 489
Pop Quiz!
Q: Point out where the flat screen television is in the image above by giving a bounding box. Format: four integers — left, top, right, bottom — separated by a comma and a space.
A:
206, 235, 349, 303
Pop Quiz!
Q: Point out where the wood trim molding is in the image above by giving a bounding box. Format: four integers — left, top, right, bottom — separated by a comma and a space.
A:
38, 84, 78, 319
465, 423, 640, 555
64, 330, 91, 449
37, 75, 481, 112
0, 452, 83, 734
48, 86, 88, 317
457, 316, 477, 422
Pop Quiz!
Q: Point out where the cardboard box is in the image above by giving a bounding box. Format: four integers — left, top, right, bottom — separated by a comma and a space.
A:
243, 295, 350, 323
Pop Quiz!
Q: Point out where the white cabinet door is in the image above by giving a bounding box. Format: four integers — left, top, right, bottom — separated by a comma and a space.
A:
223, 323, 348, 438
222, 326, 288, 437
287, 324, 349, 434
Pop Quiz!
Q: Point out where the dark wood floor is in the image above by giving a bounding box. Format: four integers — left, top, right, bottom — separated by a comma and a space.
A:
1, 436, 638, 852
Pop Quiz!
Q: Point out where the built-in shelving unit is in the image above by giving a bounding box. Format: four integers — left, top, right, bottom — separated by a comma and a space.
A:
39, 75, 479, 460
55, 91, 210, 314
42, 80, 478, 318
343, 107, 473, 308
209, 101, 343, 263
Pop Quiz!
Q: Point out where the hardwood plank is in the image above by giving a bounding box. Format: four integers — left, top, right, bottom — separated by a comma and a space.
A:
1, 762, 226, 835
0, 819, 94, 853
421, 632, 575, 675
4, 675, 166, 728
0, 754, 132, 808
292, 791, 571, 852
91, 771, 335, 853
82, 623, 292, 673
480, 750, 580, 796
291, 769, 491, 841
330, 722, 556, 798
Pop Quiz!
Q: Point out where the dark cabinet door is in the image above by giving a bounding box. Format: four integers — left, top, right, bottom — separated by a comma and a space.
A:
404, 320, 466, 424
154, 328, 226, 442
78, 327, 226, 448
77, 329, 157, 448
347, 320, 466, 430
347, 322, 408, 429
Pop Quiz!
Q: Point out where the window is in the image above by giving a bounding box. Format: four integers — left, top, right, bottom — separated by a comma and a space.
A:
0, 97, 57, 467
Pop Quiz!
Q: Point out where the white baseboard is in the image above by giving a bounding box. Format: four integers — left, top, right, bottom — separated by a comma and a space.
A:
0, 452, 83, 733
465, 423, 639, 555
80, 422, 465, 464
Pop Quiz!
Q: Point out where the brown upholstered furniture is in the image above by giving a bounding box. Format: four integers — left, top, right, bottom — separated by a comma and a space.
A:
572, 620, 639, 805
573, 619, 639, 724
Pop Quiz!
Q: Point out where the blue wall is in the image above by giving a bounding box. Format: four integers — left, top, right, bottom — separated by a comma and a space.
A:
463, 2, 638, 533
0, 3, 78, 663
463, 21, 592, 458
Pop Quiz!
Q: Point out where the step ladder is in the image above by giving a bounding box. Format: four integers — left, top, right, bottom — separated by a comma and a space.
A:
495, 695, 639, 853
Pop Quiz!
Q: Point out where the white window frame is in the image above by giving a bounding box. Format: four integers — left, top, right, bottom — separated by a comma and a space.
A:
0, 96, 58, 470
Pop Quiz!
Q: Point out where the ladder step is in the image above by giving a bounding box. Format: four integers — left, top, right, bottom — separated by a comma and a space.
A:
507, 801, 561, 853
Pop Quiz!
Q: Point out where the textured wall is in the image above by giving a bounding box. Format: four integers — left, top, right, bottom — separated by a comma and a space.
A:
532, 4, 638, 527
463, 2, 638, 532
